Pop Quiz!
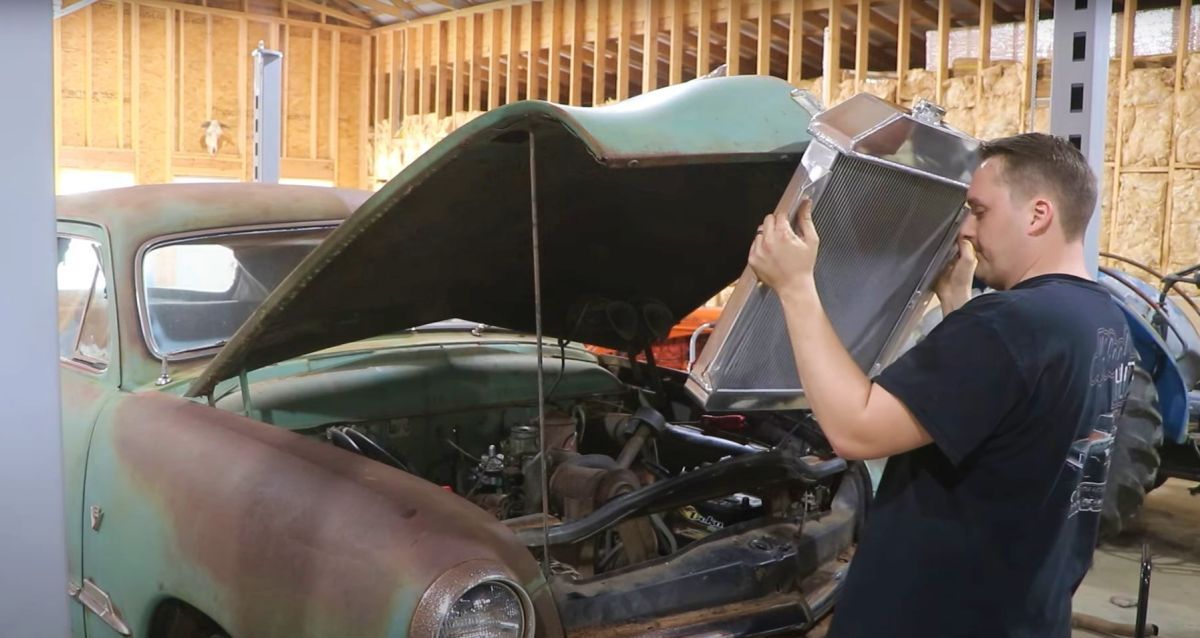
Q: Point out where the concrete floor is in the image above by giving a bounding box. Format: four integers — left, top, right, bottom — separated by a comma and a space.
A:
1073, 479, 1200, 637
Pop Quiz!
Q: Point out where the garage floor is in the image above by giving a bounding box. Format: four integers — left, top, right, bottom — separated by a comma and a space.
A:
1073, 479, 1200, 638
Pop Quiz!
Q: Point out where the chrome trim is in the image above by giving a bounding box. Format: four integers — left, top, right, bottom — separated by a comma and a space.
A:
685, 321, 716, 373
133, 221, 339, 361
410, 560, 536, 638
68, 579, 131, 636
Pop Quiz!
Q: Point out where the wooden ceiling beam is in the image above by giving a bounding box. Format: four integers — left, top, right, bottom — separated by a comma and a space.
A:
287, 0, 372, 27
354, 0, 409, 19
328, 0, 376, 22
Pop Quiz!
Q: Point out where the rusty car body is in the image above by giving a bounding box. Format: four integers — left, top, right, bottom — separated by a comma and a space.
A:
54, 74, 979, 638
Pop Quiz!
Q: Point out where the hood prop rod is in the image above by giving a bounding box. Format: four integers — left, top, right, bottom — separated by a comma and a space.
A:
528, 129, 553, 584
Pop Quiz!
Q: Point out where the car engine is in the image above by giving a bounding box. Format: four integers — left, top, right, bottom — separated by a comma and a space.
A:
315, 391, 848, 579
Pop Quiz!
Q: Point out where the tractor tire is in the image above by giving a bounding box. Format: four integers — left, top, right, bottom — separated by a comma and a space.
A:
1100, 367, 1164, 539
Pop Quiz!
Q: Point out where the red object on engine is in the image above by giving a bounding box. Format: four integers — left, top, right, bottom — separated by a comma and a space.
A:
701, 414, 747, 432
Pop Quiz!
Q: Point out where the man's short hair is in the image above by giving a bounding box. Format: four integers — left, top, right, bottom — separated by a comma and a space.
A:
979, 133, 1097, 240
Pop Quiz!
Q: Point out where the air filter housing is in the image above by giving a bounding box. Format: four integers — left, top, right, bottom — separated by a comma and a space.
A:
685, 93, 981, 412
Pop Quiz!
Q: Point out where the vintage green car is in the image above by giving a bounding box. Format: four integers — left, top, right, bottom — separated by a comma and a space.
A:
57, 75, 865, 638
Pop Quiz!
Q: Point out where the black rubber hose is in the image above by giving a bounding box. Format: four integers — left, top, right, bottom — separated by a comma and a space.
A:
516, 444, 845, 547
328, 427, 362, 454
341, 427, 412, 473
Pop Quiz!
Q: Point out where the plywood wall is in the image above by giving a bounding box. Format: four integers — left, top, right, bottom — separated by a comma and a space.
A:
55, 0, 370, 188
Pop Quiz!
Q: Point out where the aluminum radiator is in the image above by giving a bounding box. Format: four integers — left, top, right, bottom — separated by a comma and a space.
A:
685, 93, 981, 412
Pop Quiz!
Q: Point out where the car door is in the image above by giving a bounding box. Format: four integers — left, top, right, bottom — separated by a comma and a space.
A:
56, 223, 122, 637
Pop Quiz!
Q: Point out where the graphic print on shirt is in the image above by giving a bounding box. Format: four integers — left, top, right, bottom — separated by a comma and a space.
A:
1068, 325, 1135, 518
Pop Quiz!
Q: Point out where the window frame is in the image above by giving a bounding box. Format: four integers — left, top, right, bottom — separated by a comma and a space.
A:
134, 221, 338, 361
56, 231, 113, 373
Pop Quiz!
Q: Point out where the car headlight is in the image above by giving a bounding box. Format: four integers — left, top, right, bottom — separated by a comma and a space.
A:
438, 581, 526, 638
411, 562, 536, 638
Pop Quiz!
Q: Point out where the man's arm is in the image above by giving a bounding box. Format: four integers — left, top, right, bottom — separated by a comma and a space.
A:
775, 280, 932, 460
749, 204, 960, 460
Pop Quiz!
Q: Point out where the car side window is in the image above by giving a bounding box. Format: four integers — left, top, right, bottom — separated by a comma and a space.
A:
57, 236, 110, 368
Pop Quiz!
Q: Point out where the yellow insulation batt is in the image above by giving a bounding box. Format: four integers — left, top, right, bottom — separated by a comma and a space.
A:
1112, 173, 1168, 269
373, 110, 485, 179
1121, 67, 1174, 168
1168, 170, 1200, 272
1176, 54, 1200, 164
942, 75, 976, 137
899, 69, 936, 107
975, 63, 1023, 140
1106, 63, 1119, 162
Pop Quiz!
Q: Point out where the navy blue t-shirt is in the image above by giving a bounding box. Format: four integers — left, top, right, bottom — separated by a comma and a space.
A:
828, 274, 1134, 638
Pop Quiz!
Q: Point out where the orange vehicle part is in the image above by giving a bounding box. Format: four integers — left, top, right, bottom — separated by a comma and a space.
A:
588, 306, 723, 371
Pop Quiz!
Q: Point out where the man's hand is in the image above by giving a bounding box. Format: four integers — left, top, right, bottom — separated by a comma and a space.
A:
748, 200, 820, 300
934, 239, 977, 315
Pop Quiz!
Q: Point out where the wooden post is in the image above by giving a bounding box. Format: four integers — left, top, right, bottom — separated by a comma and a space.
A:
130, 3, 138, 179
757, 0, 771, 76
528, 0, 541, 100
166, 7, 175, 175
238, 16, 246, 178
897, 0, 910, 102
419, 23, 430, 115
507, 5, 520, 103
644, 0, 660, 90
1108, 0, 1135, 251
402, 29, 414, 118
788, 0, 803, 85
698, 0, 712, 77
454, 17, 464, 113
855, 0, 869, 92
205, 14, 213, 122
935, 0, 949, 104
594, 0, 608, 103
823, 0, 841, 102
672, 0, 685, 83
85, 5, 93, 147
470, 14, 482, 110
976, 0, 992, 109
568, 0, 583, 104
726, 0, 740, 76
1020, 0, 1036, 130
312, 29, 321, 159
330, 31, 339, 168
617, 0, 631, 99
359, 33, 370, 188
548, 0, 563, 102
281, 24, 289, 156
1162, 0, 1189, 268
490, 10, 502, 109
118, 3, 125, 149
436, 20, 447, 117
54, 14, 62, 185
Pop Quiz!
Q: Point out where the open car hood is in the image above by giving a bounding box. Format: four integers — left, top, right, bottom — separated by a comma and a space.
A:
188, 75, 812, 397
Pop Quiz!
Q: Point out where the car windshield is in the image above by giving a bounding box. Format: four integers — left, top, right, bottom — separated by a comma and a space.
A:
141, 226, 333, 357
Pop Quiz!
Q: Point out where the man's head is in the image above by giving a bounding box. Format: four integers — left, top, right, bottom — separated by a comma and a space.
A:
961, 133, 1097, 289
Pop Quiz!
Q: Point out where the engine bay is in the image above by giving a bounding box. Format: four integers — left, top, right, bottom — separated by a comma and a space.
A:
306, 379, 851, 582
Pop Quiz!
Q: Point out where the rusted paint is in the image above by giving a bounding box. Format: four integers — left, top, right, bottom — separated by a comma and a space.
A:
105, 391, 563, 637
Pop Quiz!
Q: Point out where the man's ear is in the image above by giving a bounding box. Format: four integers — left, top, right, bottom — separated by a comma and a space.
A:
1027, 197, 1054, 237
